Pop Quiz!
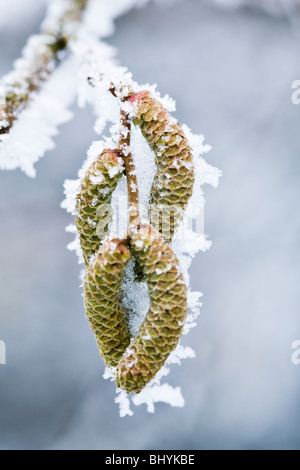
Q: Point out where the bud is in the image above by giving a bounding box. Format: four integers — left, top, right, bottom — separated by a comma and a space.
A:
75, 149, 124, 266
129, 91, 195, 241
84, 239, 132, 368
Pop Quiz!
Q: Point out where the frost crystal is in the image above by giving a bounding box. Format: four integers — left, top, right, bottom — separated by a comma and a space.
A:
121, 262, 150, 338
132, 384, 185, 414
0, 58, 76, 177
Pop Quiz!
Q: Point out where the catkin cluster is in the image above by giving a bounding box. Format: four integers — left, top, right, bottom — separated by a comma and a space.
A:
75, 91, 194, 394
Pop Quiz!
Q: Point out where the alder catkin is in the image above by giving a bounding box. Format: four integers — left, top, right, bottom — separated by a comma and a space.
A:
75, 149, 124, 266
129, 91, 195, 242
84, 239, 131, 368
76, 90, 194, 394
116, 224, 187, 394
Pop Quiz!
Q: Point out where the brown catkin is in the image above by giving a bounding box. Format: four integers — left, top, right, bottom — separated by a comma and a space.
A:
84, 239, 132, 368
115, 224, 187, 394
128, 91, 195, 242
75, 149, 124, 267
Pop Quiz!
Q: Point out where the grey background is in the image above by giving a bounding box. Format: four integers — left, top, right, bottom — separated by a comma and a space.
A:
0, 0, 299, 450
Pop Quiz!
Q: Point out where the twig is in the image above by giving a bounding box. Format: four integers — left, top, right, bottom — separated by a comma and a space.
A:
118, 109, 140, 229
108, 83, 139, 230
0, 0, 89, 137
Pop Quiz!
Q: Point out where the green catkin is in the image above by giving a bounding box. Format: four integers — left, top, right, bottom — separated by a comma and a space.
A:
84, 239, 132, 368
128, 91, 195, 242
75, 149, 124, 267
116, 224, 187, 394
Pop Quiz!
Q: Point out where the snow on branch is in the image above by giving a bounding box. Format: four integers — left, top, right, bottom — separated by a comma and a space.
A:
0, 0, 88, 138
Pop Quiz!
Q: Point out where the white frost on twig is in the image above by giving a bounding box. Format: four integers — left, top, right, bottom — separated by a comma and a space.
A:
63, 58, 221, 416
0, 58, 76, 177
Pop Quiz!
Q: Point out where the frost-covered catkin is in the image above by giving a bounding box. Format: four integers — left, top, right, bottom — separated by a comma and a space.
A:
129, 91, 195, 242
84, 239, 131, 367
75, 149, 124, 266
0, 0, 89, 137
116, 224, 187, 394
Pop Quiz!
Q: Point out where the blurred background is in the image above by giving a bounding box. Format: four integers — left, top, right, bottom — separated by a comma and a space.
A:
0, 0, 300, 450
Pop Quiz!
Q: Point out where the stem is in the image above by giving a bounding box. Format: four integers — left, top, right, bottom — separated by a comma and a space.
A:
108, 83, 139, 229
118, 108, 144, 281
118, 109, 140, 229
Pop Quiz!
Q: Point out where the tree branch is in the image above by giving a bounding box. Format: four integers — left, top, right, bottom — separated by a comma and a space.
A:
0, 0, 89, 137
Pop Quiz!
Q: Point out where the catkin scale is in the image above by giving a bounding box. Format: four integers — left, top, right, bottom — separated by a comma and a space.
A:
75, 149, 124, 266
115, 225, 187, 394
83, 239, 132, 368
129, 91, 195, 242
